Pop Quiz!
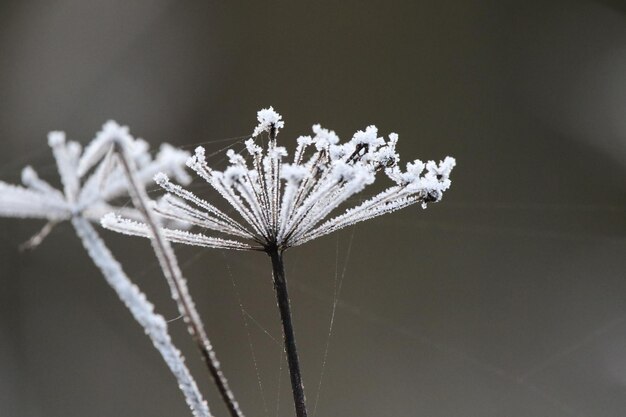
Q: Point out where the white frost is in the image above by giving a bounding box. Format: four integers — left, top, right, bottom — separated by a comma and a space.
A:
114, 108, 456, 251
252, 106, 284, 138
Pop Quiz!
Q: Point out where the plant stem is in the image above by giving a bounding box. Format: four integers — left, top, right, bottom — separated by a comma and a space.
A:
72, 215, 212, 417
113, 142, 243, 417
268, 247, 308, 417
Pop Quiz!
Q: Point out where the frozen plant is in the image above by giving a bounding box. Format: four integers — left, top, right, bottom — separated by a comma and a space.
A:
0, 124, 190, 228
103, 107, 456, 417
0, 124, 244, 417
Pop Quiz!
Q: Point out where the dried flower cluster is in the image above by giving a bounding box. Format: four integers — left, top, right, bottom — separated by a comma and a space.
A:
103, 107, 455, 251
0, 121, 190, 225
0, 123, 216, 417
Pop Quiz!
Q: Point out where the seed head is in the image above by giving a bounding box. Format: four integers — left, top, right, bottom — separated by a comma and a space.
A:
103, 108, 456, 251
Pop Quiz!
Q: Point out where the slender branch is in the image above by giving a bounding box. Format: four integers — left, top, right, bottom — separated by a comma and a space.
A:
71, 215, 211, 417
113, 142, 244, 417
19, 220, 58, 251
268, 247, 308, 417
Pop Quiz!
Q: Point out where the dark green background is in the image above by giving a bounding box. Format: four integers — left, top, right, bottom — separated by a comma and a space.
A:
1, 1, 626, 416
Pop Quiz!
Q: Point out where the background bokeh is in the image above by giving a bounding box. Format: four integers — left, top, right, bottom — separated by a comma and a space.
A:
1, 1, 626, 416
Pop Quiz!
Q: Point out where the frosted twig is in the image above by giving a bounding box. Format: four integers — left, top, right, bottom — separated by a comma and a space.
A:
19, 220, 58, 251
72, 216, 211, 417
111, 139, 245, 417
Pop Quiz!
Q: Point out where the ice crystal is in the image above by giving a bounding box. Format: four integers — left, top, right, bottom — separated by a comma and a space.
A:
103, 107, 455, 251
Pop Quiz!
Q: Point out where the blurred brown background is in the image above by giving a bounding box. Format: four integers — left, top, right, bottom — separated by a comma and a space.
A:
1, 1, 626, 416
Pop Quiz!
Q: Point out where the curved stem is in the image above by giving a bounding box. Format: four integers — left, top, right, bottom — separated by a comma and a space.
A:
268, 247, 308, 417
72, 216, 211, 417
114, 142, 243, 417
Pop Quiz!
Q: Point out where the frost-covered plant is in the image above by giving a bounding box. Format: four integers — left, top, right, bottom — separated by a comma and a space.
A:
0, 124, 190, 228
0, 109, 455, 417
104, 109, 455, 251
103, 107, 456, 417
0, 124, 244, 417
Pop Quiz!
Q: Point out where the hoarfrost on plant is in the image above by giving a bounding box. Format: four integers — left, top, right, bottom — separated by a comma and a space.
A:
103, 107, 456, 251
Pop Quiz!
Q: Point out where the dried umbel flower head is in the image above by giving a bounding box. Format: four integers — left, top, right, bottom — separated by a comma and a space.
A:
103, 107, 456, 417
103, 107, 455, 251
100, 107, 456, 417
0, 123, 217, 417
0, 121, 191, 226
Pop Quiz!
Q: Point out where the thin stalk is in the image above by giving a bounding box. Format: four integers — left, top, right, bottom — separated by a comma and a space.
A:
71, 215, 211, 417
268, 247, 308, 417
113, 142, 244, 417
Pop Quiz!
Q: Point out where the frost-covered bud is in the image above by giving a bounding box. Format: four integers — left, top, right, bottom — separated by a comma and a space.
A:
406, 160, 425, 177
329, 144, 347, 161
223, 165, 247, 186
158, 144, 192, 185
270, 146, 288, 159
252, 106, 284, 137
186, 147, 206, 170
154, 172, 170, 186
331, 161, 351, 182
372, 143, 399, 168
332, 161, 370, 183
296, 135, 313, 147
418, 175, 441, 192
351, 125, 383, 148
227, 149, 246, 165
378, 133, 399, 165
353, 164, 376, 186
384, 165, 403, 184
66, 141, 82, 161
78, 121, 137, 177
415, 175, 444, 206
312, 124, 340, 150
130, 138, 150, 167
100, 121, 133, 148
158, 144, 190, 167
247, 169, 259, 182
194, 146, 207, 163
48, 131, 66, 147
422, 158, 454, 198
388, 132, 398, 146
21, 166, 37, 186
280, 164, 308, 183
245, 138, 262, 156
393, 160, 425, 185
426, 156, 456, 181
133, 138, 149, 153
